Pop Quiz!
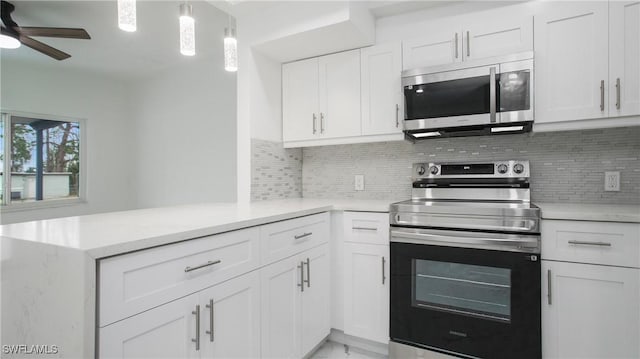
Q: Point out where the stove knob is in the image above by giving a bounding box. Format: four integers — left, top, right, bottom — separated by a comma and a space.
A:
497, 164, 509, 174
429, 166, 439, 175
513, 163, 525, 174
417, 166, 426, 175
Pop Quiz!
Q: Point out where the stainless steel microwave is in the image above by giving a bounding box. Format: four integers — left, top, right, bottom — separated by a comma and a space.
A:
402, 52, 534, 139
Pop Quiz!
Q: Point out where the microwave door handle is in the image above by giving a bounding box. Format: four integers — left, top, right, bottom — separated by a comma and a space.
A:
490, 66, 497, 123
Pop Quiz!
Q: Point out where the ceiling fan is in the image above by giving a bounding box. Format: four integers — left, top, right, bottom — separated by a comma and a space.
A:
0, 0, 90, 60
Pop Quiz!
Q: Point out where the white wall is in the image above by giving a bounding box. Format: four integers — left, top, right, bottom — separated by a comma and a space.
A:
128, 56, 237, 208
0, 60, 134, 224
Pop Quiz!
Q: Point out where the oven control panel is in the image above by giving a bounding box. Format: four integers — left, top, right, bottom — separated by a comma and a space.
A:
413, 160, 530, 180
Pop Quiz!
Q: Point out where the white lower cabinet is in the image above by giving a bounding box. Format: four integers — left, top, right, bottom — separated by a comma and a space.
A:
261, 244, 330, 358
542, 261, 640, 359
343, 242, 389, 344
100, 271, 260, 358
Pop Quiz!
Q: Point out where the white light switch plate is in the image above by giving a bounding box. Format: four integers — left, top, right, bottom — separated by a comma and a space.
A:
354, 175, 364, 191
604, 171, 620, 191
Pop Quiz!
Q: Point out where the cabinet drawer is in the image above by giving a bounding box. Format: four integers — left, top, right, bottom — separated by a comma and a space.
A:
99, 227, 260, 327
541, 220, 640, 268
260, 212, 329, 265
343, 211, 389, 245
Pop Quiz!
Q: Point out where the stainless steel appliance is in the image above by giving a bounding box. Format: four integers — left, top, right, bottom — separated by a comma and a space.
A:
389, 160, 541, 359
403, 52, 534, 140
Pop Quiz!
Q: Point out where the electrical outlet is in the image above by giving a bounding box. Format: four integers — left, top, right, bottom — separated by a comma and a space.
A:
354, 175, 365, 191
604, 171, 620, 191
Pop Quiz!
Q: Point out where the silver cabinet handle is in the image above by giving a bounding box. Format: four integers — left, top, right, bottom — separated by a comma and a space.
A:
466, 31, 470, 57
381, 257, 386, 285
352, 226, 377, 231
489, 67, 497, 123
185, 259, 221, 273
395, 104, 400, 128
600, 80, 605, 111
192, 304, 200, 351
568, 240, 612, 247
205, 299, 214, 342
294, 232, 312, 240
312, 113, 317, 134
305, 258, 311, 288
616, 78, 621, 110
547, 269, 552, 305
297, 262, 304, 292
320, 113, 325, 134
454, 32, 459, 59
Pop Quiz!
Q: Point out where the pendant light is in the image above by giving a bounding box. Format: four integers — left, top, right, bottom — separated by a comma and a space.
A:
117, 0, 136, 32
224, 16, 237, 72
179, 3, 195, 56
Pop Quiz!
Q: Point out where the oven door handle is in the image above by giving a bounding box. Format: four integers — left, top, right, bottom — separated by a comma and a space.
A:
390, 229, 540, 250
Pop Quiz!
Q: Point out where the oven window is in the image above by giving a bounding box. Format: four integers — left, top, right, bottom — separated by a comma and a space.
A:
498, 70, 530, 112
413, 259, 511, 322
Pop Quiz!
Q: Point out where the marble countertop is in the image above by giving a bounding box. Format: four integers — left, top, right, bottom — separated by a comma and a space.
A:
0, 198, 396, 259
535, 202, 640, 223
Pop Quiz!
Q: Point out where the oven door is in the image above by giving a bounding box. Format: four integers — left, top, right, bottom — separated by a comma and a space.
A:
390, 228, 541, 359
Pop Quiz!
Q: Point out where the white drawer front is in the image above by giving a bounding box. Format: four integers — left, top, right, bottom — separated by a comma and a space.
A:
541, 219, 640, 268
343, 211, 389, 245
99, 227, 260, 326
260, 212, 330, 265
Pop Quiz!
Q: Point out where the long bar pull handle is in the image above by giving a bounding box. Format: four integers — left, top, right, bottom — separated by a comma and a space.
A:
466, 31, 470, 57
312, 114, 317, 134
305, 258, 311, 288
185, 260, 222, 273
192, 305, 200, 351
568, 240, 612, 247
352, 226, 377, 231
395, 104, 400, 128
295, 232, 312, 240
320, 113, 325, 134
297, 262, 304, 292
616, 78, 621, 110
205, 299, 214, 342
382, 257, 386, 285
454, 33, 459, 59
600, 80, 605, 111
547, 269, 552, 305
489, 67, 497, 123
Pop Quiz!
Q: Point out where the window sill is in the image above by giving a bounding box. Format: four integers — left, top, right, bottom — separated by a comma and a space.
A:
0, 198, 86, 213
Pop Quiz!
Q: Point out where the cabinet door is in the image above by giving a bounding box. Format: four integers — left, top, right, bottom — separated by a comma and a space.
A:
610, 1, 640, 117
463, 15, 533, 60
283, 57, 319, 142
200, 271, 260, 359
318, 50, 362, 139
542, 261, 640, 359
99, 295, 199, 359
343, 243, 389, 344
261, 256, 302, 359
361, 42, 404, 136
300, 244, 331, 356
402, 29, 462, 69
534, 2, 609, 124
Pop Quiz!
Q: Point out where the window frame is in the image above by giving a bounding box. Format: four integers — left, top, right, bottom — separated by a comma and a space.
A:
1, 110, 87, 212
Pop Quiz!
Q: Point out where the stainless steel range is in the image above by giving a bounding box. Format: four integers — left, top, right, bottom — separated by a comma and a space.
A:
389, 160, 541, 359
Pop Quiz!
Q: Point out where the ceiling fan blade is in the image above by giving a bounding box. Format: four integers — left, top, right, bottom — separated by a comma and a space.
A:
18, 27, 90, 39
19, 35, 71, 61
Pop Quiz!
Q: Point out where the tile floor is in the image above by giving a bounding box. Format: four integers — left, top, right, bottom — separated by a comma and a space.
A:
309, 341, 387, 359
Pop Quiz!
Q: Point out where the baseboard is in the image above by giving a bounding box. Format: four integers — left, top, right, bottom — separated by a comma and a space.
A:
328, 329, 389, 357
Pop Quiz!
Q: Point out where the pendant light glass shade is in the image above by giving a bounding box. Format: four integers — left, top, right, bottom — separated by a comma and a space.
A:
179, 3, 195, 56
224, 27, 237, 72
117, 0, 136, 32
0, 33, 21, 49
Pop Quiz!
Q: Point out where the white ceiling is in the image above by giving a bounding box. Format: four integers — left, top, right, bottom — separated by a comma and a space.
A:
1, 1, 231, 79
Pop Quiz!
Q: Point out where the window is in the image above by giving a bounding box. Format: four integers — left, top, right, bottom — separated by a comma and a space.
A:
1, 112, 83, 207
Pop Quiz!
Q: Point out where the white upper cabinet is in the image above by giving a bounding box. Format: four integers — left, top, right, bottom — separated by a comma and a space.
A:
361, 42, 404, 136
282, 57, 320, 142
318, 49, 362, 139
402, 17, 533, 70
535, 2, 610, 124
610, 1, 640, 118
